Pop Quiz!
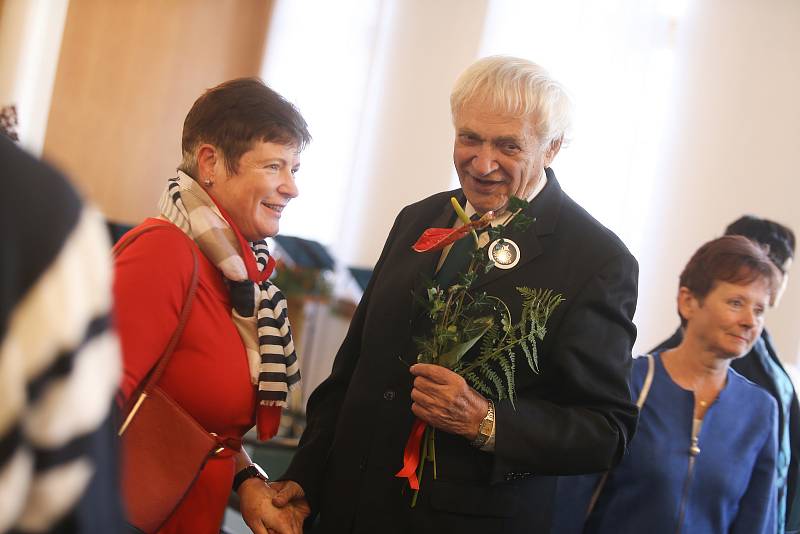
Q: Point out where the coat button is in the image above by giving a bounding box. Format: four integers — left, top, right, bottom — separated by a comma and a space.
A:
383, 389, 395, 401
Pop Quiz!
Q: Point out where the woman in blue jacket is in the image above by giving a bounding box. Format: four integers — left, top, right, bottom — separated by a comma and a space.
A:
575, 235, 780, 533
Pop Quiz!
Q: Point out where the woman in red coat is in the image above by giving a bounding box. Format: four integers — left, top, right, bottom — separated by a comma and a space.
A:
114, 78, 311, 534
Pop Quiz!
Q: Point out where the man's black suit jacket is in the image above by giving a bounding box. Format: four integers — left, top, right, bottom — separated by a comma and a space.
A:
652, 327, 800, 533
283, 170, 640, 533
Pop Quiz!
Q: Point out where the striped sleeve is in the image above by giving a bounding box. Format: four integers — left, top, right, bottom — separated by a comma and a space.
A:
0, 206, 121, 533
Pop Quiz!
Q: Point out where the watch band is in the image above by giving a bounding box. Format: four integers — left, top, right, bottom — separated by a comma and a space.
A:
233, 463, 269, 492
471, 400, 496, 448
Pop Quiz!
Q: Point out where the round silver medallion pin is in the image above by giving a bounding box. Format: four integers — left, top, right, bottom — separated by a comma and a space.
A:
488, 238, 521, 269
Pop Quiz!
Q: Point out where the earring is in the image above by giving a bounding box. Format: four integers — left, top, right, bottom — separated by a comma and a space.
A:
204, 177, 214, 187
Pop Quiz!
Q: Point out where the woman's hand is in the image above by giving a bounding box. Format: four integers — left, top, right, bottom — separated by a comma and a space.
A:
238, 479, 304, 534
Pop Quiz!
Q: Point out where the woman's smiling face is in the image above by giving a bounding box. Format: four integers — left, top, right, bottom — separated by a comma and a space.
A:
211, 141, 300, 241
683, 279, 771, 359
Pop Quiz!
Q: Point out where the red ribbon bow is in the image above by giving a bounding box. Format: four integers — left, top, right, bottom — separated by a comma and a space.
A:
395, 418, 428, 490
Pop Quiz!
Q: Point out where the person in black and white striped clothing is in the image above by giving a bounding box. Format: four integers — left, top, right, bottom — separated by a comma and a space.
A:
0, 136, 124, 533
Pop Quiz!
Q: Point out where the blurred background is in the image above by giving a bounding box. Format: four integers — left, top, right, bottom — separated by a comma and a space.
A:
2, 0, 799, 405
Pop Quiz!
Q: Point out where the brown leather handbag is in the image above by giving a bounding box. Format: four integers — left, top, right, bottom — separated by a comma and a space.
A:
114, 225, 224, 533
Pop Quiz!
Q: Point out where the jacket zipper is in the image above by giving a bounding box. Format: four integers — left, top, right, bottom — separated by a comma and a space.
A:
675, 422, 702, 533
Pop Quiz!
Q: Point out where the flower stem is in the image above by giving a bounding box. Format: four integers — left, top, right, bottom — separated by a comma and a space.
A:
411, 425, 431, 508
452, 255, 477, 319
438, 291, 457, 356
430, 428, 437, 480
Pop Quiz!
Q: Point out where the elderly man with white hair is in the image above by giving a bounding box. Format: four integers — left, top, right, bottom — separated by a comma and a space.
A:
271, 55, 640, 534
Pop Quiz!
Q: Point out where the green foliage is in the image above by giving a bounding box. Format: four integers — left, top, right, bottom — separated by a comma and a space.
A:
437, 316, 493, 368
466, 370, 493, 397
506, 196, 535, 233
272, 260, 331, 299
452, 286, 563, 404
507, 196, 529, 212
499, 349, 515, 408
415, 196, 565, 407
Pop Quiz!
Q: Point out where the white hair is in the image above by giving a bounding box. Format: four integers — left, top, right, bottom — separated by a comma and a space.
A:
450, 56, 573, 147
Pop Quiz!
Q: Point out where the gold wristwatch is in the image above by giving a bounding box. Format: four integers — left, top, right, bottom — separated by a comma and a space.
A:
471, 400, 495, 448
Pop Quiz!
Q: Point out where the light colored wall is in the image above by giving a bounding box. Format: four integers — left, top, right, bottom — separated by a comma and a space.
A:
337, 0, 489, 268
633, 0, 800, 361
0, 0, 69, 154
42, 0, 274, 224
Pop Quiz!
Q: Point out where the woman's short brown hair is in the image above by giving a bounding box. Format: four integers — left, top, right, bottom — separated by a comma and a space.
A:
179, 78, 310, 177
678, 235, 781, 325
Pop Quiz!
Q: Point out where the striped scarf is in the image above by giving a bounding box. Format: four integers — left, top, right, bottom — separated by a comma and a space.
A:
159, 172, 300, 439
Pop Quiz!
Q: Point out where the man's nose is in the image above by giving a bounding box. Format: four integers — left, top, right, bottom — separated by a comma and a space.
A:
472, 145, 499, 176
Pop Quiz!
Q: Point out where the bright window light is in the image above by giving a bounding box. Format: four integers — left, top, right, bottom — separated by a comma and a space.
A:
477, 0, 685, 259
261, 0, 383, 247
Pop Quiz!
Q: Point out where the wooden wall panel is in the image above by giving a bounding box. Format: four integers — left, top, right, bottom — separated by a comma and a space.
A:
43, 0, 273, 223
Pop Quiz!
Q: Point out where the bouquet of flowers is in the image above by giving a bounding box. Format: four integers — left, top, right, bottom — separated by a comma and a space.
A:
396, 196, 565, 506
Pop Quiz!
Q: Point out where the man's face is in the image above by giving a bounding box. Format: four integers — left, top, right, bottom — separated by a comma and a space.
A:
453, 102, 560, 215
773, 257, 792, 307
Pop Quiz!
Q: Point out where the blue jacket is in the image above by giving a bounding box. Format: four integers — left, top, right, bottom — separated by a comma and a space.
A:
655, 327, 800, 534
555, 352, 778, 533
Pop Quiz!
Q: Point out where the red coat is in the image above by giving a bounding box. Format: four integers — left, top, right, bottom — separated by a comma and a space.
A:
114, 218, 256, 533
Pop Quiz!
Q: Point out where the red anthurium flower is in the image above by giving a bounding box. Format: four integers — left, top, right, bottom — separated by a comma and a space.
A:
412, 212, 494, 253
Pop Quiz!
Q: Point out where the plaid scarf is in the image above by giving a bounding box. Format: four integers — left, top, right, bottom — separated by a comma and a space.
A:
159, 172, 300, 440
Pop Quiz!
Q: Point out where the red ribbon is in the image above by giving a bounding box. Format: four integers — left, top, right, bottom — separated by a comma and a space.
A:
395, 418, 427, 490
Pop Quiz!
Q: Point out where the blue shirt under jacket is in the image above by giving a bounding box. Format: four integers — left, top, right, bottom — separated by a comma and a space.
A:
555, 352, 778, 534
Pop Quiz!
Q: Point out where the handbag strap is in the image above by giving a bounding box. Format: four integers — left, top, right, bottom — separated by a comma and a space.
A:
115, 224, 200, 435
585, 353, 656, 518
636, 354, 656, 408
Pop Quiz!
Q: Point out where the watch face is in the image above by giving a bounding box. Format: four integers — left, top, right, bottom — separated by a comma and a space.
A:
479, 419, 492, 436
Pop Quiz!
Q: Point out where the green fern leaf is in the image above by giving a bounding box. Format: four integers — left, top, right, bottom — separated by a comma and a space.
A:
527, 338, 540, 373
520, 335, 534, 372
465, 370, 493, 397
479, 320, 500, 356
499, 353, 516, 409
482, 367, 505, 400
